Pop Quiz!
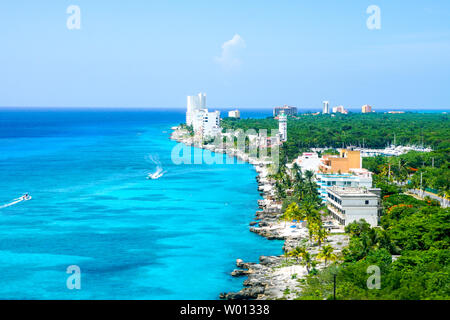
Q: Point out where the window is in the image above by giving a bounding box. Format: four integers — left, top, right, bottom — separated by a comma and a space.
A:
365, 200, 369, 205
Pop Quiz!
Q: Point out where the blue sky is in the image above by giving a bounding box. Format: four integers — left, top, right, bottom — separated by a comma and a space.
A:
0, 0, 449, 110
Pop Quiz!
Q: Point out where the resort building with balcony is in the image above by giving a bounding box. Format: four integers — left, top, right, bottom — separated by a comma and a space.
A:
292, 149, 374, 202
316, 169, 373, 201
326, 187, 382, 227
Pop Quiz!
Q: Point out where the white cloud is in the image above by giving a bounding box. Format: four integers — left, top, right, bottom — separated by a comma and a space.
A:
215, 34, 246, 70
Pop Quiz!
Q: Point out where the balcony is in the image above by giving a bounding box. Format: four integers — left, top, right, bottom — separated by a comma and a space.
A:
327, 204, 346, 225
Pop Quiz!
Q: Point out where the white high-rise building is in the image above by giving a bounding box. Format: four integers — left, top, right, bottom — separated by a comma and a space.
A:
192, 109, 221, 138
323, 101, 330, 114
186, 93, 207, 126
186, 93, 221, 138
278, 112, 287, 142
201, 110, 221, 137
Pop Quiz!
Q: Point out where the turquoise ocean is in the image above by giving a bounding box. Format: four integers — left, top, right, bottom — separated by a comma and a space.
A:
0, 108, 282, 299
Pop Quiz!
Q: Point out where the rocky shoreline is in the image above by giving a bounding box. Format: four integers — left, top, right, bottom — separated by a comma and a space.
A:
170, 126, 348, 300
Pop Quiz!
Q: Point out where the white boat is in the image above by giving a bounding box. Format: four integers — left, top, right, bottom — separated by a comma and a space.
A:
148, 172, 164, 180
21, 194, 32, 201
147, 168, 165, 180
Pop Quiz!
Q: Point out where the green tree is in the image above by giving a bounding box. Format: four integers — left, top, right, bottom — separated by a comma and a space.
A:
317, 245, 337, 266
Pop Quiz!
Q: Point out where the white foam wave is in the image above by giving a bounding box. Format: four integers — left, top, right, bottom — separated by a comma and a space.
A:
146, 154, 166, 180
0, 195, 32, 209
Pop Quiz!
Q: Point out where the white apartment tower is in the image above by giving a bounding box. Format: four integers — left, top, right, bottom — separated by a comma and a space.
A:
323, 101, 330, 114
191, 109, 221, 138
278, 112, 287, 142
186, 93, 207, 126
186, 93, 221, 138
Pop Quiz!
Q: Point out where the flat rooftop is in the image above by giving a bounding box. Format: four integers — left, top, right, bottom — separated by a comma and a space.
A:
328, 186, 380, 197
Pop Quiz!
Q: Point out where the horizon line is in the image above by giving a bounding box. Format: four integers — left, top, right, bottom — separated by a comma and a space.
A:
1, 106, 449, 111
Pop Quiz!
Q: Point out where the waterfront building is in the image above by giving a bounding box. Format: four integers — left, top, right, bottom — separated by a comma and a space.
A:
192, 109, 221, 138
293, 152, 321, 171
273, 105, 297, 117
186, 93, 221, 138
362, 105, 372, 113
319, 149, 362, 174
278, 112, 287, 142
332, 105, 348, 114
186, 93, 207, 126
323, 101, 330, 114
316, 169, 373, 201
228, 110, 240, 118
326, 186, 381, 227
292, 150, 374, 201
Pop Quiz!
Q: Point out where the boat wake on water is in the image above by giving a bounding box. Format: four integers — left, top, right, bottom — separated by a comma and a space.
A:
146, 154, 166, 180
0, 194, 32, 209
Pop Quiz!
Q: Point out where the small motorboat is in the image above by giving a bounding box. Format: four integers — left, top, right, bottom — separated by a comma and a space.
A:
21, 193, 32, 201
147, 168, 165, 180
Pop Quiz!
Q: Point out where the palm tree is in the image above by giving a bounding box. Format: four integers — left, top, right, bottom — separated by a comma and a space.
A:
291, 202, 307, 221
292, 163, 303, 183
307, 219, 322, 245
275, 181, 286, 200
396, 158, 410, 183
304, 170, 316, 194
300, 200, 322, 245
304, 170, 314, 185
288, 246, 306, 264
314, 227, 329, 247
280, 202, 297, 227
317, 245, 337, 266
300, 251, 314, 274
300, 200, 320, 222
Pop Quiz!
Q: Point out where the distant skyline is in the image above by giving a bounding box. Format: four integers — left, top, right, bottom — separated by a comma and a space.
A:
1, 1, 449, 110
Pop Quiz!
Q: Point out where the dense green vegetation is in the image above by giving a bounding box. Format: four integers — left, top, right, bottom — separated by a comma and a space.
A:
296, 146, 449, 300
225, 112, 450, 300
363, 149, 450, 196
276, 162, 449, 299
297, 193, 450, 300
222, 112, 450, 161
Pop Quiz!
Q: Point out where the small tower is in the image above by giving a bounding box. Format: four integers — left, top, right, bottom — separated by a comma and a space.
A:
279, 112, 287, 142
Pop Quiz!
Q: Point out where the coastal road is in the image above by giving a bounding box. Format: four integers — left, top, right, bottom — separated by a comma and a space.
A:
406, 189, 448, 208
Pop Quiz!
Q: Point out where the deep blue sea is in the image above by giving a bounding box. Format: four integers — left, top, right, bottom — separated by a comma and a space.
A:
0, 108, 282, 299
